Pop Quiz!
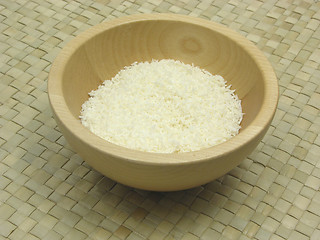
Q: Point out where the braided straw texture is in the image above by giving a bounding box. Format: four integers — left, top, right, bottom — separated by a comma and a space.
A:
1, 0, 320, 239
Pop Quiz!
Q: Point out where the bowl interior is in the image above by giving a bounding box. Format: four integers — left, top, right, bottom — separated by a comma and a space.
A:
62, 19, 264, 134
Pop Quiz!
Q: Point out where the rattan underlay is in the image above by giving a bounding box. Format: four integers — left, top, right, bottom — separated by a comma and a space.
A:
1, 0, 320, 239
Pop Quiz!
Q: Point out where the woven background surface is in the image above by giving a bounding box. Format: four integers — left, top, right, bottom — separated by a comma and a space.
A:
1, 0, 320, 239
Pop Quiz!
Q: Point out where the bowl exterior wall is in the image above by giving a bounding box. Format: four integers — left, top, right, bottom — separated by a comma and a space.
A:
53, 111, 267, 191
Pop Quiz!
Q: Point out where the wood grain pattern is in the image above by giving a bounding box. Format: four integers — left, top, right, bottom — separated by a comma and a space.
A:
48, 13, 278, 191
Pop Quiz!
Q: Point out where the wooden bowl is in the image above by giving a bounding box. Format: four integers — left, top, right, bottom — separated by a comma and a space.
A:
48, 14, 278, 191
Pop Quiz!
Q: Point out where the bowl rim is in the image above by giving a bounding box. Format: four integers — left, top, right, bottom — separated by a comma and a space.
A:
48, 13, 279, 166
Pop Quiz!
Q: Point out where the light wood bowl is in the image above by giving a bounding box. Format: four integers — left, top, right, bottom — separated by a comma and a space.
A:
48, 14, 278, 191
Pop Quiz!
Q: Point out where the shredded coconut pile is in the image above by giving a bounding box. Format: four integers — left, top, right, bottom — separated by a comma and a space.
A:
80, 59, 243, 153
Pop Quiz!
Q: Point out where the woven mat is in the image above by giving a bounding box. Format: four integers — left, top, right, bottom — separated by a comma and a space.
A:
1, 0, 320, 239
